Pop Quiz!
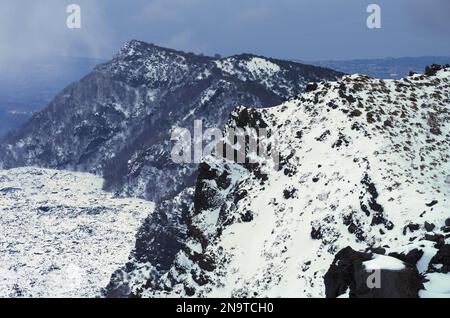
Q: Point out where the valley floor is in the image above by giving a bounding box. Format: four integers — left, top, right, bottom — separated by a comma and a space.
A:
0, 168, 153, 298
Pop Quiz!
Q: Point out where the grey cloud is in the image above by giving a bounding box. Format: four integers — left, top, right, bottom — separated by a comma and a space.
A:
0, 0, 111, 65
133, 0, 202, 22
235, 6, 272, 23
163, 29, 208, 54
407, 0, 450, 32
0, 0, 449, 65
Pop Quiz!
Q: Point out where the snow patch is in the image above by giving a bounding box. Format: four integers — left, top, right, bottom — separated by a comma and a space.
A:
420, 273, 450, 298
364, 255, 406, 271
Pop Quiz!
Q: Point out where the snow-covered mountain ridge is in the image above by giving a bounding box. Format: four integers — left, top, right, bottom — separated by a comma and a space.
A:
0, 40, 342, 203
109, 65, 450, 298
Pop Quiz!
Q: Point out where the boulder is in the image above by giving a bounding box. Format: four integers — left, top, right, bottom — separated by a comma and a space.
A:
325, 247, 423, 298
424, 221, 435, 232
324, 247, 371, 298
429, 244, 450, 274
388, 249, 424, 266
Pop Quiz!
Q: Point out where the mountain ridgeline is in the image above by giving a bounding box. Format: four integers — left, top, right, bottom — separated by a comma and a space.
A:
0, 40, 343, 203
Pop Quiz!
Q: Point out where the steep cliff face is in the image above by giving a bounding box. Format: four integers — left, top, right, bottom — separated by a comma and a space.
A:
108, 66, 450, 298
0, 40, 343, 203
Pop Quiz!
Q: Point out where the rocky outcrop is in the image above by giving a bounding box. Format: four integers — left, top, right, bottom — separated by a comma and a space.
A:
324, 247, 372, 298
324, 247, 424, 298
104, 187, 194, 297
326, 215, 450, 298
429, 245, 450, 274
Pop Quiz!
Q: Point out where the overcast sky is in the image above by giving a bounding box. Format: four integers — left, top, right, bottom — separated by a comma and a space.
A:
1, 0, 450, 64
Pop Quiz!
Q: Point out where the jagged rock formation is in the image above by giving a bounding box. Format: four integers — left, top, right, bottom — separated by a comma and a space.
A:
106, 66, 450, 298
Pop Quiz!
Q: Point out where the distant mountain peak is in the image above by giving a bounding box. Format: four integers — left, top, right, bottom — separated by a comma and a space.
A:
0, 40, 343, 202
117, 40, 213, 62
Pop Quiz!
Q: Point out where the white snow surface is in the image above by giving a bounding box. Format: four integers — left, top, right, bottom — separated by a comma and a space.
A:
364, 255, 405, 271
420, 273, 450, 298
0, 167, 154, 298
214, 56, 305, 97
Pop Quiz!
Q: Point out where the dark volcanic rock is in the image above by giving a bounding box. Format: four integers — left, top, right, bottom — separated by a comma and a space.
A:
425, 64, 448, 77
325, 247, 423, 298
388, 249, 424, 266
311, 227, 323, 240
351, 262, 422, 298
324, 247, 372, 298
424, 221, 436, 232
428, 245, 450, 274
194, 162, 231, 215
445, 218, 450, 227
403, 223, 420, 235
104, 187, 193, 297
425, 233, 446, 248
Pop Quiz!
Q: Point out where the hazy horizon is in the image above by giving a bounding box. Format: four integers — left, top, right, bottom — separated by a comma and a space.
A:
1, 0, 450, 66
7, 45, 450, 63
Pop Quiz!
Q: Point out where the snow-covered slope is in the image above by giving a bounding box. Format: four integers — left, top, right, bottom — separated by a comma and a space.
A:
0, 168, 153, 298
110, 65, 450, 298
